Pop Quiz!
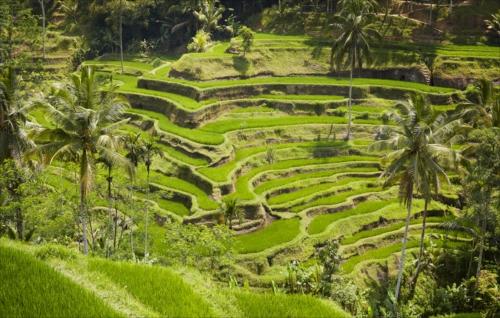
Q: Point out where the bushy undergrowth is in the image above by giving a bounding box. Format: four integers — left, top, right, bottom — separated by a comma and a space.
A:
0, 245, 120, 318
34, 243, 77, 261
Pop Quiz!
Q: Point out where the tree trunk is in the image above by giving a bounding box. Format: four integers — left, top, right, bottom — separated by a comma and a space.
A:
346, 46, 354, 141
409, 198, 430, 298
114, 202, 119, 249
417, 198, 429, 261
475, 214, 487, 284
106, 165, 113, 257
429, 2, 433, 27
39, 0, 46, 60
119, 0, 124, 74
15, 206, 23, 240
144, 166, 150, 260
80, 152, 89, 255
395, 198, 413, 303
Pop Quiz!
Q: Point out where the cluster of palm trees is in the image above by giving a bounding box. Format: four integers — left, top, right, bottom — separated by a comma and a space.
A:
371, 79, 499, 305
1, 65, 164, 258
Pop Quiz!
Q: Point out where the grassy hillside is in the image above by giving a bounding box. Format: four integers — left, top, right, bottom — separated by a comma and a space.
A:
0, 245, 121, 318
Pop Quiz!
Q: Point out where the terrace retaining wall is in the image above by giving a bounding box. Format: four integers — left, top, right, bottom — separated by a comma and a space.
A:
138, 78, 460, 107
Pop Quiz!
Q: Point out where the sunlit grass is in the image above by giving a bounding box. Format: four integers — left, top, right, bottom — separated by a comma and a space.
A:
268, 176, 375, 205
234, 218, 301, 254
307, 200, 396, 235
89, 258, 215, 317
233, 291, 350, 318
0, 245, 121, 318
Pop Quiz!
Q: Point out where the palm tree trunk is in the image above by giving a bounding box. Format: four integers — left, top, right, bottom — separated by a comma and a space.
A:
130, 225, 136, 261
475, 213, 487, 283
144, 165, 150, 260
429, 1, 433, 27
80, 152, 89, 255
119, 0, 124, 74
15, 206, 23, 240
409, 198, 430, 298
106, 165, 113, 257
346, 47, 354, 141
395, 198, 413, 302
113, 203, 119, 249
417, 198, 429, 260
80, 201, 88, 254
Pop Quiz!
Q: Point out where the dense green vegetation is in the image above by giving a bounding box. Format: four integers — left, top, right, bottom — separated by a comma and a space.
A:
0, 0, 498, 317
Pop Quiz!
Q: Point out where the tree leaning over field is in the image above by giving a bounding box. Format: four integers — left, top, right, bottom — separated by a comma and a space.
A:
36, 67, 130, 255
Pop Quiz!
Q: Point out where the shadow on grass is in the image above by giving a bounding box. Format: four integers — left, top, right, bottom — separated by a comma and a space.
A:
233, 56, 251, 76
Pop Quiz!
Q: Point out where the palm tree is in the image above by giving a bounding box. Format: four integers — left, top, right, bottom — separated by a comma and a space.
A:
0, 68, 35, 164
37, 67, 129, 255
457, 79, 500, 130
222, 198, 241, 229
331, 2, 380, 140
141, 138, 164, 260
97, 137, 134, 256
193, 0, 224, 34
124, 133, 143, 168
370, 94, 458, 302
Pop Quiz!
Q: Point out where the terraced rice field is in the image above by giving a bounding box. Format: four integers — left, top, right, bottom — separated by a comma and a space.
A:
41, 37, 477, 285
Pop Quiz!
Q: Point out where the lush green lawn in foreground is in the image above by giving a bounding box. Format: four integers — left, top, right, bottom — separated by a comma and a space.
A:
0, 245, 121, 318
234, 218, 301, 254
234, 291, 350, 318
89, 259, 215, 317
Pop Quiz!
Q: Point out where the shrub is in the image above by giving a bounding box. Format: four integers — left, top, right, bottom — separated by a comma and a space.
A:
355, 112, 370, 120
239, 26, 254, 56
161, 222, 233, 270
187, 30, 212, 53
34, 244, 77, 261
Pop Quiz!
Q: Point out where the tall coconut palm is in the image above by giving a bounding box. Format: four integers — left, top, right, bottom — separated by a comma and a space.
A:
370, 94, 458, 302
0, 68, 35, 164
331, 2, 380, 140
36, 66, 129, 255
